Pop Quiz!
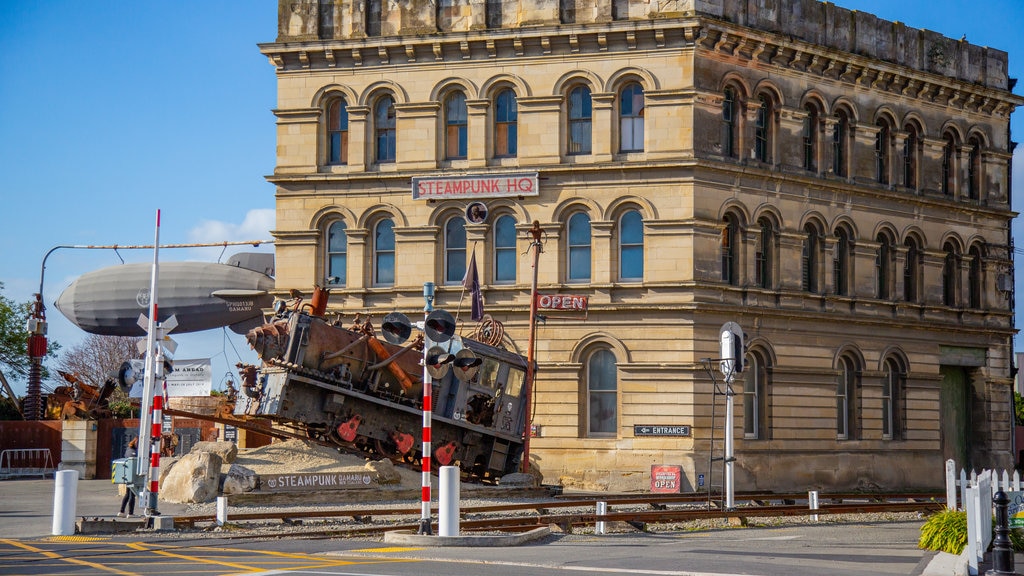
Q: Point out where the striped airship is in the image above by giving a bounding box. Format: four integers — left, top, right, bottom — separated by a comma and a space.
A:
54, 252, 275, 336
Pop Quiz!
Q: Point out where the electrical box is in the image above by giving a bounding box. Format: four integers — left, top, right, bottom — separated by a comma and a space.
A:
111, 457, 137, 485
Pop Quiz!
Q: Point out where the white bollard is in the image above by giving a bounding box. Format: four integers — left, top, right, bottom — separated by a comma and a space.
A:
52, 469, 79, 536
439, 466, 460, 537
596, 501, 608, 535
808, 490, 819, 522
216, 496, 228, 527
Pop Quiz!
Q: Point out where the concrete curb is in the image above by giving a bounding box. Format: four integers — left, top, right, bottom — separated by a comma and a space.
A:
919, 550, 968, 576
383, 526, 551, 547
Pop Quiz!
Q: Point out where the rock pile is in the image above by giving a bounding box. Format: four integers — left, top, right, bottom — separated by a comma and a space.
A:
159, 439, 422, 504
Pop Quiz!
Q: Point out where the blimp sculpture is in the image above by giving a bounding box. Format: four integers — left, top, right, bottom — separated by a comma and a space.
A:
55, 252, 275, 336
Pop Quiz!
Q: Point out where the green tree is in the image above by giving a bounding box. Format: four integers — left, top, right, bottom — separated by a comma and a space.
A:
1014, 391, 1024, 427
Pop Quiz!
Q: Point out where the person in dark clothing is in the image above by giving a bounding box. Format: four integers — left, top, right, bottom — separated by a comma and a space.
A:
118, 438, 138, 518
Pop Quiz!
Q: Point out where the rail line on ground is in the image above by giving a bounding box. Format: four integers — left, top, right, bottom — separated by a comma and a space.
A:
172, 491, 943, 538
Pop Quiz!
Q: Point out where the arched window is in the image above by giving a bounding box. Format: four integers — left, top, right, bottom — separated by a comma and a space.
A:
326, 221, 347, 286
876, 232, 894, 300
903, 124, 919, 190
585, 349, 617, 436
833, 227, 851, 297
326, 97, 348, 165
373, 218, 395, 286
444, 216, 467, 284
444, 91, 467, 160
754, 94, 772, 163
755, 217, 775, 289
882, 357, 906, 440
619, 210, 643, 281
721, 213, 740, 286
365, 0, 382, 36
374, 95, 396, 163
493, 215, 517, 284
567, 212, 591, 282
494, 89, 517, 158
722, 87, 738, 158
568, 85, 592, 155
619, 83, 644, 152
968, 245, 983, 309
743, 349, 770, 440
875, 119, 891, 184
802, 223, 820, 293
967, 136, 982, 200
942, 242, 959, 307
904, 238, 920, 303
837, 354, 859, 440
832, 109, 849, 177
942, 133, 956, 196
803, 103, 819, 172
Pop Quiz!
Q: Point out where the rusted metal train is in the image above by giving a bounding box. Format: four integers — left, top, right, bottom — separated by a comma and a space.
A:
233, 289, 529, 481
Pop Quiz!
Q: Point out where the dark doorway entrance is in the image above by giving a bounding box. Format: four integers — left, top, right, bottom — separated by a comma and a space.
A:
940, 366, 972, 470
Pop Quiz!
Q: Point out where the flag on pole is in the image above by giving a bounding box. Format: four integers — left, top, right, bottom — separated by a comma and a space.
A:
462, 251, 484, 321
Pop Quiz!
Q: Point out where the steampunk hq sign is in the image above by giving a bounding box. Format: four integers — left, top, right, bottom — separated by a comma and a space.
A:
412, 173, 539, 200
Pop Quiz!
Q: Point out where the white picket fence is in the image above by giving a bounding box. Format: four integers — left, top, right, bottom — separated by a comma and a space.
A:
944, 459, 1022, 575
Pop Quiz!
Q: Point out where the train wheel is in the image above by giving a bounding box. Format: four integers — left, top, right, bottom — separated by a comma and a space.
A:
374, 438, 402, 462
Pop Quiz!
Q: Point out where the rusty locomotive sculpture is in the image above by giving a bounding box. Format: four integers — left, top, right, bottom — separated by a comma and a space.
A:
233, 289, 529, 481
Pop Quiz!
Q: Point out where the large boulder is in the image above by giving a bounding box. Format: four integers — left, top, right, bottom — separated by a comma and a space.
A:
365, 458, 401, 485
189, 441, 238, 464
222, 463, 259, 495
161, 451, 223, 503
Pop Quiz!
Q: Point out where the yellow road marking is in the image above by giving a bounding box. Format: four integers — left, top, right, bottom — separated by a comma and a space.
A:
349, 546, 424, 553
0, 539, 139, 575
41, 535, 111, 543
127, 542, 405, 573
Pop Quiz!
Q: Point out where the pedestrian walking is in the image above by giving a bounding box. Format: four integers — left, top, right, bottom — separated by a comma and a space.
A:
117, 438, 138, 518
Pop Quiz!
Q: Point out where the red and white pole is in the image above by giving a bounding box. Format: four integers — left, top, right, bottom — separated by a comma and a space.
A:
418, 281, 436, 535
147, 390, 163, 510
137, 209, 161, 516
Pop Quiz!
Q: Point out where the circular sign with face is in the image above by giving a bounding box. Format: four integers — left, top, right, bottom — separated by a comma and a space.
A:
466, 201, 488, 224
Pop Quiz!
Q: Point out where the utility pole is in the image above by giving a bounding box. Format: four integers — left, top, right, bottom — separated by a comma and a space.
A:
522, 221, 543, 474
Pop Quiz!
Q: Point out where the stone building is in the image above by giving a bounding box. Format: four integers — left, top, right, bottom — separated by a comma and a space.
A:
263, 0, 1022, 492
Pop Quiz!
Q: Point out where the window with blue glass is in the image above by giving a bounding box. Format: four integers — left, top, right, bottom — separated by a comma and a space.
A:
567, 212, 591, 282
494, 215, 517, 283
618, 210, 643, 281
586, 348, 617, 436
568, 85, 592, 155
374, 219, 395, 286
445, 92, 467, 160
619, 83, 644, 152
327, 98, 348, 165
494, 89, 517, 157
374, 96, 396, 163
326, 221, 347, 285
444, 216, 467, 284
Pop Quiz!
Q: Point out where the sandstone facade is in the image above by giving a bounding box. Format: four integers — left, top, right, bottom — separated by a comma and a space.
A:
261, 0, 1023, 491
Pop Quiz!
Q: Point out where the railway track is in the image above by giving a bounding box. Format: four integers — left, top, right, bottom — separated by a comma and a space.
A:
172, 490, 944, 538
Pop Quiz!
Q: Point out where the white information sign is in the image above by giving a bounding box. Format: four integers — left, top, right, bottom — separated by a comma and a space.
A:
129, 358, 212, 398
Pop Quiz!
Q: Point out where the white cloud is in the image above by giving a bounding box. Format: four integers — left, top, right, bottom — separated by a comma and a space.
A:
183, 209, 276, 262
188, 208, 275, 244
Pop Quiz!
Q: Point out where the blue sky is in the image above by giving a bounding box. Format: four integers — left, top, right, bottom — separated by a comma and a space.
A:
0, 1, 1022, 396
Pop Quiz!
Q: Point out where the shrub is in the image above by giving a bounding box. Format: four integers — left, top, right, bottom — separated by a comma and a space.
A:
919, 509, 967, 554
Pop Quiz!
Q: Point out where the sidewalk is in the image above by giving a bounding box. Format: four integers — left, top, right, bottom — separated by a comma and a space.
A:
0, 477, 191, 539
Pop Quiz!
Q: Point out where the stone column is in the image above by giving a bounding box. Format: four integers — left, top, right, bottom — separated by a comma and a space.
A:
591, 92, 614, 162
347, 106, 369, 172
466, 99, 489, 168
